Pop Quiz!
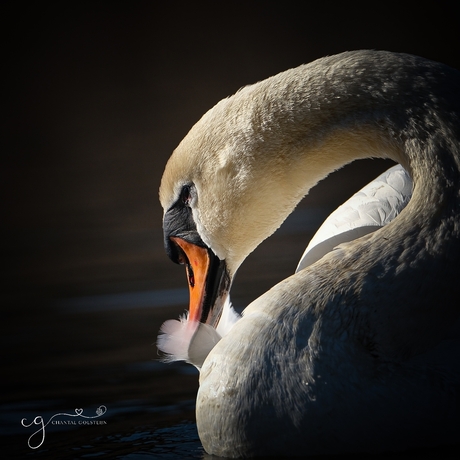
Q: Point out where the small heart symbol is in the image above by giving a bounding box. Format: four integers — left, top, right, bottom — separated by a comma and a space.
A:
75, 408, 83, 415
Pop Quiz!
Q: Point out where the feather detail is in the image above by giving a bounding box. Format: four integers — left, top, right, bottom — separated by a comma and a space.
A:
157, 313, 198, 363
188, 323, 222, 368
157, 297, 241, 369
296, 165, 412, 271
216, 297, 241, 337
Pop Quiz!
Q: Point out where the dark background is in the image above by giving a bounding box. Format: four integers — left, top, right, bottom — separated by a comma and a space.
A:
4, 2, 460, 306
2, 2, 460, 457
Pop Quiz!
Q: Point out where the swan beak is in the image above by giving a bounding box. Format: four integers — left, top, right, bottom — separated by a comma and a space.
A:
169, 236, 230, 328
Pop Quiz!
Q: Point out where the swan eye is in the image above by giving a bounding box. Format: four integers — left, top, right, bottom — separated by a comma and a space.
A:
180, 184, 192, 206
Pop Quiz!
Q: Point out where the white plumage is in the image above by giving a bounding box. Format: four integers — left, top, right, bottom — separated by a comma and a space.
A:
158, 50, 460, 457
297, 164, 412, 271
158, 296, 240, 368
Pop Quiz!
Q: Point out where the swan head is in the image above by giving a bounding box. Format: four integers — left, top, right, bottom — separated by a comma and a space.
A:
159, 83, 316, 329
159, 51, 403, 334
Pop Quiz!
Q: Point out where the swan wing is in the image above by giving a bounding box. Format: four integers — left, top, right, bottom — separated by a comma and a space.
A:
296, 164, 412, 271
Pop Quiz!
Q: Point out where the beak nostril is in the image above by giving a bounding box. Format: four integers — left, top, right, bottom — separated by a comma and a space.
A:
166, 237, 188, 265
176, 248, 187, 265
168, 237, 196, 288
186, 263, 195, 287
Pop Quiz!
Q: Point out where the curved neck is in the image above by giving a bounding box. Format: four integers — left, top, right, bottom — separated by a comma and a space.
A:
216, 54, 459, 269
239, 51, 460, 183
241, 53, 460, 359
163, 51, 460, 281
231, 51, 460, 232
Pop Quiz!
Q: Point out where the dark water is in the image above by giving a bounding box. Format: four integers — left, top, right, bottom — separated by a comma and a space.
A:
2, 297, 200, 459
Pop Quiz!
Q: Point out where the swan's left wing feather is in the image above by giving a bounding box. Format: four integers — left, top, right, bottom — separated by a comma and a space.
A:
296, 165, 412, 272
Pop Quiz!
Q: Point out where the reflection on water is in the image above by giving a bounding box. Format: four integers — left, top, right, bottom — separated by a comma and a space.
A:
58, 288, 190, 313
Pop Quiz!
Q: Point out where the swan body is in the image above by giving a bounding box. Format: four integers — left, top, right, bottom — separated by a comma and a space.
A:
158, 50, 460, 457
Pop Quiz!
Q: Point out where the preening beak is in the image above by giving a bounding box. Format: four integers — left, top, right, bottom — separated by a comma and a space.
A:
169, 237, 229, 327
163, 201, 230, 328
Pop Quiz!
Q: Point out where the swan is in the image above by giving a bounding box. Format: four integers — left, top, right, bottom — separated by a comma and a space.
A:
158, 164, 413, 365
157, 50, 460, 457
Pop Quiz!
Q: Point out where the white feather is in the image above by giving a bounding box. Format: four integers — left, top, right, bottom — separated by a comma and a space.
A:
157, 297, 241, 368
296, 165, 412, 271
157, 313, 197, 363
216, 296, 241, 337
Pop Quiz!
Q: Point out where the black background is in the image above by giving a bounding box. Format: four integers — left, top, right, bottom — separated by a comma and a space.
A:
4, 2, 460, 306
2, 2, 460, 457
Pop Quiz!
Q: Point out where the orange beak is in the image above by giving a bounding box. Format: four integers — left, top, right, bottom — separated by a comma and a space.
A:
170, 236, 230, 327
171, 236, 211, 323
